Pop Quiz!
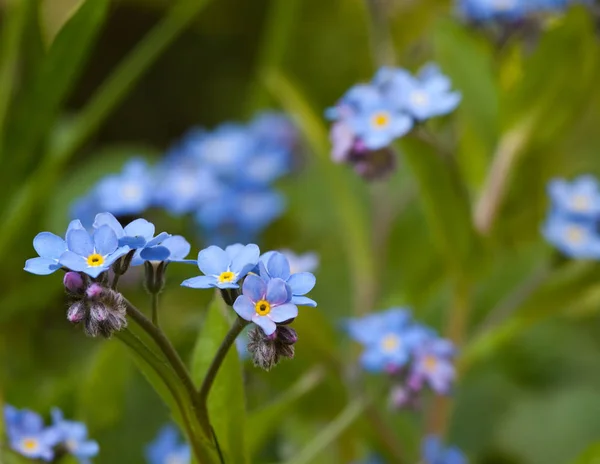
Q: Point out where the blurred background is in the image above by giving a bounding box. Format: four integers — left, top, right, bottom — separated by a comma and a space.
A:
2, 0, 600, 463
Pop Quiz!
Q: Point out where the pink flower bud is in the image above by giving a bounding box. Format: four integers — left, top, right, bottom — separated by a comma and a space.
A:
86, 283, 104, 300
63, 272, 84, 294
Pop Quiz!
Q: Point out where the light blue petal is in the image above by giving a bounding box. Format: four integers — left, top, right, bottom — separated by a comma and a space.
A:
233, 295, 256, 321
225, 243, 245, 260
124, 218, 155, 239
161, 236, 191, 261
66, 219, 85, 234
422, 435, 443, 463
252, 314, 276, 335
197, 246, 229, 276
243, 274, 267, 303
230, 244, 260, 276
266, 252, 291, 280
287, 272, 316, 295
141, 246, 171, 262
75, 440, 100, 457
269, 303, 298, 323
92, 213, 124, 237
33, 232, 67, 259
67, 229, 94, 256
104, 247, 129, 266
181, 275, 217, 289
215, 282, 240, 289
145, 231, 171, 248
93, 225, 118, 256
119, 236, 147, 249
24, 257, 61, 275
360, 348, 385, 372
266, 278, 289, 306
291, 295, 317, 307
59, 251, 88, 272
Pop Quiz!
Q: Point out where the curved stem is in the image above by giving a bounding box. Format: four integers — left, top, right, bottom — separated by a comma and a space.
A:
151, 293, 160, 326
199, 317, 248, 408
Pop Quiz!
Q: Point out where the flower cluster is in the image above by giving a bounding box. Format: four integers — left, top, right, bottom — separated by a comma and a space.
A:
4, 405, 98, 463
73, 112, 298, 246
542, 175, 600, 259
422, 435, 467, 464
457, 0, 588, 23
326, 64, 460, 179
145, 425, 190, 464
346, 308, 456, 408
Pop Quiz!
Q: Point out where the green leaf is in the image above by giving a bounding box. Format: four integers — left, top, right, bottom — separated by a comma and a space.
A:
77, 342, 132, 431
248, 367, 325, 456
191, 297, 248, 464
571, 442, 600, 464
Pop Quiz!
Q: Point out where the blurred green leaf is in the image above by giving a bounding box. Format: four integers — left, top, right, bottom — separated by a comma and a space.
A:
191, 297, 248, 464
248, 366, 325, 456
39, 0, 85, 45
571, 442, 600, 464
77, 342, 132, 432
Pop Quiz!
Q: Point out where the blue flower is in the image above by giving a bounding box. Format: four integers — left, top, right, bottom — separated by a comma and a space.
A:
280, 249, 319, 274
94, 159, 154, 216
51, 409, 99, 464
258, 251, 317, 307
456, 0, 527, 22
145, 425, 190, 464
542, 213, 600, 259
249, 112, 298, 152
59, 225, 129, 278
93, 212, 169, 250
181, 244, 260, 289
233, 274, 298, 335
422, 435, 467, 464
408, 337, 456, 395
4, 405, 62, 461
24, 220, 84, 275
137, 235, 195, 264
547, 176, 600, 218
346, 308, 426, 372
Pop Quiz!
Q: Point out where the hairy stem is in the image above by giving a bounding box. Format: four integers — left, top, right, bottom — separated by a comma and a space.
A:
152, 293, 160, 327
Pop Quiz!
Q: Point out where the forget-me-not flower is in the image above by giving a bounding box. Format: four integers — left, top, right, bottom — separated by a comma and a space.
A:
181, 244, 259, 289
137, 235, 194, 265
4, 405, 61, 461
93, 212, 170, 250
258, 251, 317, 307
51, 409, 99, 464
145, 425, 190, 464
409, 337, 456, 395
422, 435, 467, 464
542, 213, 600, 259
24, 220, 84, 275
547, 176, 600, 218
233, 274, 298, 335
456, 0, 527, 22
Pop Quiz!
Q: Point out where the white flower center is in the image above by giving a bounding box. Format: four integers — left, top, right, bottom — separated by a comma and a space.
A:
410, 90, 429, 107
380, 333, 401, 353
571, 194, 590, 212
121, 183, 143, 201
566, 226, 585, 244
166, 453, 188, 464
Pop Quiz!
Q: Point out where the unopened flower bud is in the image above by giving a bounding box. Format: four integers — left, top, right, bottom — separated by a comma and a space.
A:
112, 250, 135, 276
389, 385, 420, 410
67, 301, 86, 323
86, 283, 104, 300
144, 261, 167, 295
64, 272, 85, 295
275, 326, 298, 345
247, 327, 279, 371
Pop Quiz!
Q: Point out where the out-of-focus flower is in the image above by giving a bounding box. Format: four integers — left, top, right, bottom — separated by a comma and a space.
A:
94, 159, 154, 216
422, 435, 467, 464
280, 249, 319, 274
24, 220, 83, 275
547, 176, 600, 218
59, 225, 128, 278
181, 244, 259, 290
4, 405, 61, 461
145, 425, 190, 464
233, 274, 297, 335
51, 409, 99, 464
258, 251, 317, 307
456, 0, 526, 22
542, 213, 600, 259
408, 338, 456, 395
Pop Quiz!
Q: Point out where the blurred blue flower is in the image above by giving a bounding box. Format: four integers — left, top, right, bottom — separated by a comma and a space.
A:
280, 249, 319, 274
51, 409, 99, 464
59, 225, 129, 278
145, 425, 190, 464
409, 337, 456, 395
422, 435, 467, 464
4, 405, 61, 461
233, 274, 298, 335
94, 159, 154, 216
258, 251, 317, 307
24, 220, 84, 275
346, 308, 426, 372
542, 213, 600, 259
456, 0, 527, 22
181, 244, 259, 289
547, 176, 600, 218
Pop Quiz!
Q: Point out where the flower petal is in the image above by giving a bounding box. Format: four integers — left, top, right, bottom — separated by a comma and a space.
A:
233, 295, 256, 321
197, 246, 229, 276
140, 246, 171, 262
269, 302, 298, 323
181, 275, 217, 289
93, 213, 124, 237
145, 231, 171, 248
124, 218, 155, 240
291, 295, 317, 307
266, 278, 290, 306
104, 247, 129, 266
66, 229, 94, 256
161, 236, 191, 261
66, 219, 85, 234
229, 243, 260, 276
266, 252, 291, 280
119, 236, 147, 249
93, 225, 118, 255
242, 274, 266, 302
33, 232, 67, 259
287, 272, 316, 295
24, 257, 61, 275
252, 314, 276, 335
225, 243, 245, 260
58, 251, 88, 272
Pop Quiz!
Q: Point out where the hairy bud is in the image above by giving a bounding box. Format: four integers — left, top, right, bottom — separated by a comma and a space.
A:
67, 284, 127, 338
246, 325, 298, 371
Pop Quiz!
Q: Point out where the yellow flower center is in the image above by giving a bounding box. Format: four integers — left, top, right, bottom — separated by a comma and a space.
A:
255, 300, 271, 316
87, 253, 105, 267
572, 194, 590, 212
21, 438, 39, 452
566, 226, 584, 244
218, 271, 235, 283
381, 334, 400, 353
371, 111, 390, 129
424, 355, 437, 372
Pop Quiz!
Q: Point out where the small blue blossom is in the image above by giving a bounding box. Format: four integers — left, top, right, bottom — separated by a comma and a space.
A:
233, 274, 298, 335
547, 176, 600, 218
145, 425, 190, 464
59, 225, 129, 278
542, 213, 600, 259
258, 251, 317, 307
181, 244, 260, 289
137, 235, 195, 264
456, 0, 527, 22
4, 405, 62, 461
408, 337, 456, 395
24, 220, 84, 275
346, 308, 426, 372
93, 212, 169, 250
422, 435, 467, 464
280, 249, 319, 274
51, 409, 99, 464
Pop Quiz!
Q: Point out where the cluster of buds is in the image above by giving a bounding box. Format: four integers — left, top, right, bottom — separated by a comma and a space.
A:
246, 325, 298, 371
63, 272, 127, 338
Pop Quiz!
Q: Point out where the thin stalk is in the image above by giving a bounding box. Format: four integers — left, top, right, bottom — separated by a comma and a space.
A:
198, 317, 248, 407
111, 273, 121, 290
152, 293, 160, 326
364, 0, 396, 67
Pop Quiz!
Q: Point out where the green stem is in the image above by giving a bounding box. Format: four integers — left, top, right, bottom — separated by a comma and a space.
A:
364, 0, 396, 67
199, 317, 248, 409
152, 293, 159, 327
